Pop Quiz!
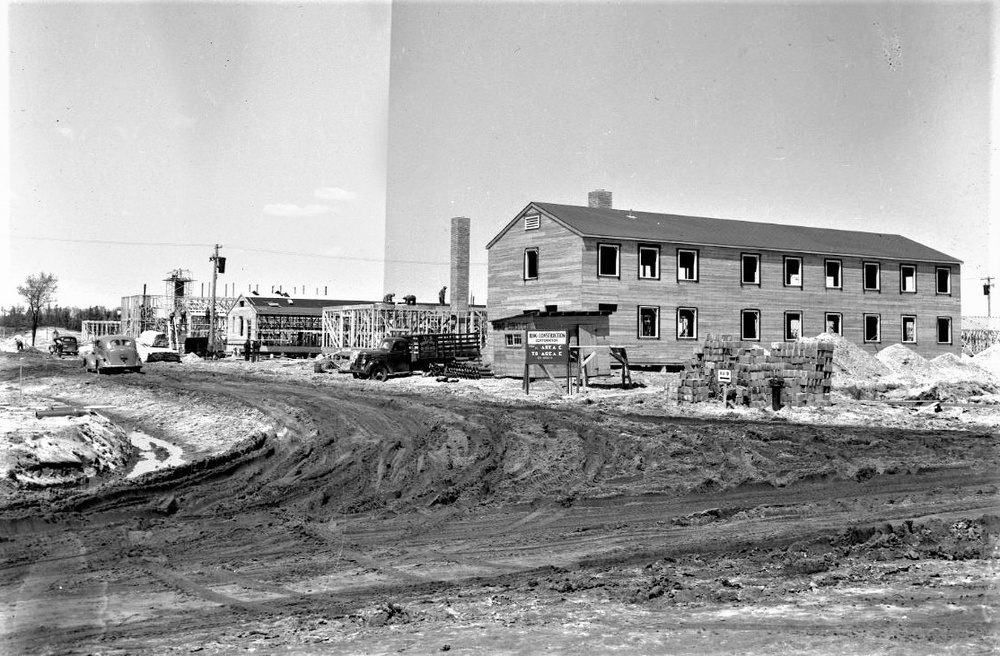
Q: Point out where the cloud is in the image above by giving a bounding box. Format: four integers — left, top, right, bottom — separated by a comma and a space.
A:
314, 187, 357, 201
263, 204, 336, 217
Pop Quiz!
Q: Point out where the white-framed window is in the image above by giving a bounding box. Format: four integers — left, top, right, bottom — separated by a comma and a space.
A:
825, 259, 842, 289
824, 312, 842, 336
741, 309, 760, 340
784, 257, 802, 287
901, 315, 917, 343
524, 248, 538, 280
598, 243, 620, 278
504, 332, 523, 348
741, 253, 760, 285
677, 249, 699, 282
936, 267, 952, 295
900, 264, 917, 293
784, 311, 803, 341
937, 317, 952, 344
863, 262, 881, 291
864, 314, 881, 343
677, 307, 698, 339
523, 214, 540, 230
638, 305, 660, 339
638, 245, 660, 279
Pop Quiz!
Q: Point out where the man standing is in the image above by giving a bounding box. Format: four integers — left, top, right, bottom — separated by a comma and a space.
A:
439, 286, 447, 305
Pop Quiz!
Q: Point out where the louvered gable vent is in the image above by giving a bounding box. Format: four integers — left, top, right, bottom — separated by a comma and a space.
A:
523, 214, 540, 230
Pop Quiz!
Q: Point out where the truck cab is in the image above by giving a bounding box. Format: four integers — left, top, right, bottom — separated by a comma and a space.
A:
346, 333, 481, 382
348, 337, 413, 381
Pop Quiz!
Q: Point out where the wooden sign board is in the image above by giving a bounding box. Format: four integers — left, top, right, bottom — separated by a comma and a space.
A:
526, 330, 568, 365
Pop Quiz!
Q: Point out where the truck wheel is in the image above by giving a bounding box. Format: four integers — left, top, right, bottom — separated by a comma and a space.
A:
371, 366, 389, 382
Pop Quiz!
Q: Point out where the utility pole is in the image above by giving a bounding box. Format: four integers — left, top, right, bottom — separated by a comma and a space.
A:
210, 244, 221, 356
984, 276, 995, 318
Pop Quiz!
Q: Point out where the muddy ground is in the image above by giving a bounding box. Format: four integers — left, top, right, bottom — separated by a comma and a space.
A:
0, 350, 997, 655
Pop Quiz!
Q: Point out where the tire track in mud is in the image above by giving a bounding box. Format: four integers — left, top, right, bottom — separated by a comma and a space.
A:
1, 531, 112, 655
3, 366, 998, 654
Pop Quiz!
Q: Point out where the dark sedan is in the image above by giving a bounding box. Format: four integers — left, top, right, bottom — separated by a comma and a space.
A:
50, 336, 79, 357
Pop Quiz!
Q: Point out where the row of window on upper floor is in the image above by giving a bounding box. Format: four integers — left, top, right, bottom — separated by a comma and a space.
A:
521, 245, 954, 294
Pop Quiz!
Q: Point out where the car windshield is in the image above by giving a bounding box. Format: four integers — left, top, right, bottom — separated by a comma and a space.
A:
151, 334, 170, 348
108, 339, 134, 348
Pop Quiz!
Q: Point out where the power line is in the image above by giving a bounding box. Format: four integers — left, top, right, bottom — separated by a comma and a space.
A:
11, 234, 488, 266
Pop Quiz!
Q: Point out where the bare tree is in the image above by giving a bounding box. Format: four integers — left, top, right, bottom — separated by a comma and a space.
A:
17, 272, 58, 346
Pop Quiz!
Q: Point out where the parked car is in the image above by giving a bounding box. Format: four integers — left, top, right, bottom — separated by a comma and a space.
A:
136, 330, 181, 363
82, 335, 143, 374
49, 335, 79, 358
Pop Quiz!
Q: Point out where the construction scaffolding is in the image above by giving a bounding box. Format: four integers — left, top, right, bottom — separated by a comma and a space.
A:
114, 271, 234, 352
322, 303, 489, 352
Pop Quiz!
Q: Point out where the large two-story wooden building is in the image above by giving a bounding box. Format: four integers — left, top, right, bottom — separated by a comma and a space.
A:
486, 200, 961, 375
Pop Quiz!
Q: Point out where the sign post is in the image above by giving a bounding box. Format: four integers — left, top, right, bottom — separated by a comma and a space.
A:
717, 369, 732, 407
524, 330, 569, 394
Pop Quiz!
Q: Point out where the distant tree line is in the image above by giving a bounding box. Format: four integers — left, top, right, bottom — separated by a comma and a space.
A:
0, 304, 119, 331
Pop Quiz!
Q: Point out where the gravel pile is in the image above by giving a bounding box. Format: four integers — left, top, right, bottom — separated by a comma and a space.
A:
876, 344, 937, 381
802, 333, 890, 387
972, 344, 1000, 378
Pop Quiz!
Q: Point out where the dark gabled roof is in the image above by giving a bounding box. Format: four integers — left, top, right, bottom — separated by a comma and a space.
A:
239, 296, 371, 316
488, 202, 961, 264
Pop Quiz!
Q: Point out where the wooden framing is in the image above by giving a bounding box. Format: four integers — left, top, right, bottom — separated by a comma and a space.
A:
120, 294, 235, 349
322, 303, 489, 352
81, 320, 122, 342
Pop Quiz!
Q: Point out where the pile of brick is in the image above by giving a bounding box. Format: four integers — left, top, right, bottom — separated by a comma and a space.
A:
677, 335, 834, 408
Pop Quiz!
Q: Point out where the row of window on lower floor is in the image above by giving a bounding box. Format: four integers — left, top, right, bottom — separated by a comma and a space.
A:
502, 309, 953, 347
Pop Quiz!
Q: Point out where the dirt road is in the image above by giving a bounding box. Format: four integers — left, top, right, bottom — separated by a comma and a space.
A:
1, 357, 997, 654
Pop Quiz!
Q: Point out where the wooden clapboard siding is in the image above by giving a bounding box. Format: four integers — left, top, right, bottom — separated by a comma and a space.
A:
487, 209, 585, 322
487, 205, 962, 366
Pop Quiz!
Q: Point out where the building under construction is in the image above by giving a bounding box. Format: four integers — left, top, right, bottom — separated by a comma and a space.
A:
226, 295, 368, 358
113, 269, 235, 352
322, 216, 487, 352
322, 302, 488, 352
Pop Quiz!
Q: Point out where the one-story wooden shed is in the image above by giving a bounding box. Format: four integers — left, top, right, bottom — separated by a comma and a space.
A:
490, 310, 613, 378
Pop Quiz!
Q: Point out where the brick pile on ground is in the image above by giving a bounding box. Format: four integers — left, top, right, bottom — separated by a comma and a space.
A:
677, 335, 834, 408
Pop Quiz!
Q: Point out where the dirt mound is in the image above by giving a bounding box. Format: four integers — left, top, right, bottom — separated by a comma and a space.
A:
877, 343, 933, 376
803, 333, 890, 387
839, 515, 1000, 561
0, 409, 132, 487
906, 380, 1000, 402
972, 343, 1000, 378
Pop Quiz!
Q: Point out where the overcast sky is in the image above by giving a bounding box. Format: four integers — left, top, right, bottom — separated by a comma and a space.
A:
4, 1, 997, 317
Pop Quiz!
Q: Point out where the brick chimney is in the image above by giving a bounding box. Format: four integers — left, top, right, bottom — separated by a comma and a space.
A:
588, 189, 612, 209
450, 216, 470, 312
